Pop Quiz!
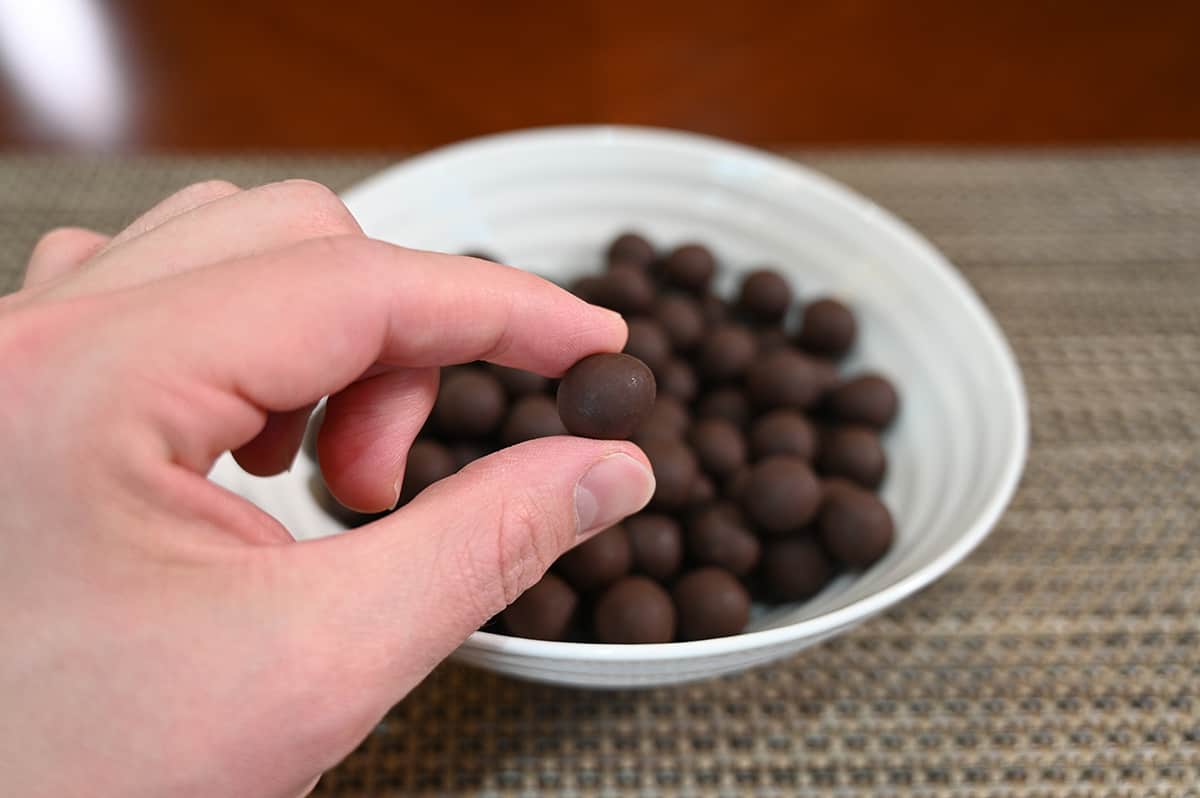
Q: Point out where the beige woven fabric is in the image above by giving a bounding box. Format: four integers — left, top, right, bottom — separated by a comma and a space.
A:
1, 152, 1197, 796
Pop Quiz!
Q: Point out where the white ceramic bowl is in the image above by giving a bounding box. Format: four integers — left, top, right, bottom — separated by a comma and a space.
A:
209, 126, 1027, 688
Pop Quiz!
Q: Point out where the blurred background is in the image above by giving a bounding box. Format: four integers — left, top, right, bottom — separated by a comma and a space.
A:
1, 0, 1198, 152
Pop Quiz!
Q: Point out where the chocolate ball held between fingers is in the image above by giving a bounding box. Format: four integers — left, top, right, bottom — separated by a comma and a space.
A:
624, 318, 672, 375
658, 358, 698, 402
818, 479, 894, 568
750, 410, 817, 461
817, 424, 887, 489
489, 363, 550, 397
557, 353, 656, 439
399, 440, 457, 504
696, 387, 752, 427
594, 576, 677, 643
606, 231, 656, 269
761, 537, 835, 601
796, 297, 857, 358
662, 243, 716, 294
825, 374, 900, 429
501, 573, 579, 641
641, 437, 699, 510
556, 525, 633, 592
673, 568, 752, 641
698, 324, 758, 382
625, 514, 684, 581
738, 269, 793, 323
686, 502, 762, 576
588, 263, 655, 314
433, 367, 508, 438
745, 348, 827, 410
500, 394, 567, 446
632, 396, 690, 443
743, 455, 822, 535
653, 294, 705, 351
688, 418, 747, 478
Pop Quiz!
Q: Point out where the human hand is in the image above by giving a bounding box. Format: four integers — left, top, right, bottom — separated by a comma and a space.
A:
0, 179, 655, 797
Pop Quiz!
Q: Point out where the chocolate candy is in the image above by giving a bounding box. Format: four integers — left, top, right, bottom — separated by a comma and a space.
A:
756, 326, 791, 352
569, 274, 604, 301
501, 573, 578, 640
662, 243, 716, 294
688, 418, 747, 478
593, 576, 676, 643
825, 374, 899, 429
750, 410, 817, 461
724, 466, 751, 502
557, 353, 656, 439
433, 368, 507, 438
688, 474, 716, 507
686, 502, 761, 576
399, 440, 457, 504
624, 318, 672, 375
796, 298, 857, 358
738, 269, 792, 323
760, 537, 835, 601
607, 231, 655, 269
743, 455, 821, 535
489, 363, 550, 397
556, 525, 633, 592
699, 293, 729, 325
696, 387, 751, 427
658, 358, 698, 402
672, 568, 752, 640
450, 441, 490, 470
588, 264, 655, 314
698, 324, 757, 381
625, 514, 683, 581
817, 479, 894, 568
501, 394, 567, 447
653, 294, 705, 351
817, 424, 886, 489
641, 437, 699, 510
633, 396, 690, 442
745, 349, 827, 410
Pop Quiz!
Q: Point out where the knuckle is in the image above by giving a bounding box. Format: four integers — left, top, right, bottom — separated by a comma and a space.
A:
270, 178, 360, 238
175, 178, 240, 203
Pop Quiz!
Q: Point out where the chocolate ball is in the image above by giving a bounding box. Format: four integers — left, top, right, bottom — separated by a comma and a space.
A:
433, 367, 507, 438
641, 437, 699, 510
686, 502, 761, 576
698, 324, 758, 382
688, 418, 747, 478
658, 358, 698, 402
738, 269, 793, 323
489, 364, 550, 397
593, 576, 676, 643
724, 466, 751, 502
818, 479, 894, 568
699, 293, 729, 325
557, 353, 657, 439
587, 264, 655, 314
450, 441, 491, 470
569, 275, 604, 301
632, 396, 690, 442
606, 231, 655, 269
501, 573, 578, 640
662, 243, 716, 294
756, 326, 791, 352
796, 298, 857, 358
624, 318, 672, 375
653, 294, 705, 351
750, 410, 817, 461
825, 374, 899, 429
743, 456, 821, 535
696, 388, 752, 427
745, 349, 828, 410
672, 568, 752, 641
625, 514, 683, 581
760, 537, 835, 601
501, 394, 568, 446
817, 424, 886, 489
688, 474, 717, 507
556, 525, 633, 592
399, 440, 457, 503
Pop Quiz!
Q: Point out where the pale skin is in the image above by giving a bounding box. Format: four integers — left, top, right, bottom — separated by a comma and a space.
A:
0, 179, 656, 797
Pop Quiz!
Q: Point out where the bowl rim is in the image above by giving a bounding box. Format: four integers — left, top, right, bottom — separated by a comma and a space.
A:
341, 124, 1029, 663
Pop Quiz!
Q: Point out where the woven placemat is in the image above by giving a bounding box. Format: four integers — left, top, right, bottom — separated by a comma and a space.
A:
2, 152, 1197, 796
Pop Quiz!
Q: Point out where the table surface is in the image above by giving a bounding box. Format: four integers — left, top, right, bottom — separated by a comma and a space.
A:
1, 152, 1198, 795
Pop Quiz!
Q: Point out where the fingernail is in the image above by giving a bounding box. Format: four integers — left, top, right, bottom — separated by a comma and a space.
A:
574, 453, 656, 536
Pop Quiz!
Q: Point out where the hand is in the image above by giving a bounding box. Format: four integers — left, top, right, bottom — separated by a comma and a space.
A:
0, 179, 655, 797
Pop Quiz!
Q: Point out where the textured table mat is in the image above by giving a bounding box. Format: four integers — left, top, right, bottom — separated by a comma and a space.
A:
2, 152, 1198, 795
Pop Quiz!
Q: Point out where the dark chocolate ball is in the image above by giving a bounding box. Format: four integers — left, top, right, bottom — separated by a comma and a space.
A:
756, 326, 791, 352
696, 388, 752, 427
688, 474, 717, 507
489, 363, 550, 397
749, 410, 817, 461
632, 396, 690, 443
399, 440, 457, 504
653, 294, 705, 351
688, 418, 747, 478
501, 394, 568, 446
699, 326, 757, 384
796, 298, 857, 358
699, 293, 729, 325
587, 264, 655, 314
557, 353, 657, 439
658, 358, 698, 402
641, 437, 699, 510
686, 502, 761, 576
662, 243, 716, 294
625, 514, 684, 581
556, 525, 633, 592
606, 231, 655, 269
817, 479, 894, 568
433, 367, 507, 438
450, 441, 491, 470
760, 537, 835, 601
817, 424, 886, 489
738, 269, 793, 323
569, 275, 604, 301
724, 466, 751, 502
746, 349, 830, 410
593, 576, 676, 643
825, 374, 899, 429
743, 455, 821, 535
672, 568, 752, 641
501, 573, 578, 640
623, 318, 672, 375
